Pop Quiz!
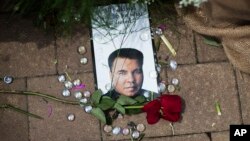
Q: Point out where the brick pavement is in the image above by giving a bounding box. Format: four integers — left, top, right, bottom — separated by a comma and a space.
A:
1, 14, 249, 141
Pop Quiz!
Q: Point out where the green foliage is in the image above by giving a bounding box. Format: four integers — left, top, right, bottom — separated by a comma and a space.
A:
203, 36, 222, 47
91, 89, 102, 105
89, 89, 148, 123
2, 0, 177, 35
134, 95, 146, 103
2, 0, 114, 35
97, 96, 116, 110
116, 95, 138, 106
90, 107, 107, 123
114, 103, 126, 114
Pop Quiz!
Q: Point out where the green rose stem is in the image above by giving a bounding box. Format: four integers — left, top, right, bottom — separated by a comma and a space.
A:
124, 105, 144, 109
0, 104, 43, 119
0, 90, 79, 105
0, 90, 80, 119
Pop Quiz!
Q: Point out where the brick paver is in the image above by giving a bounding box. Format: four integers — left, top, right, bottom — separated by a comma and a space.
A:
27, 74, 100, 141
0, 15, 56, 78
56, 26, 93, 74
157, 23, 196, 65
102, 113, 174, 141
195, 33, 228, 63
0, 79, 28, 141
167, 63, 241, 134
236, 70, 250, 124
211, 131, 230, 141
143, 133, 210, 141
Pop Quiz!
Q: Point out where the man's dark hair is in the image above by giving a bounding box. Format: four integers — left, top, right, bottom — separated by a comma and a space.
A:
108, 48, 144, 71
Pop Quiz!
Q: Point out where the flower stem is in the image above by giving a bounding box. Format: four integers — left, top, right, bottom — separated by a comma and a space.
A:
0, 103, 43, 119
151, 91, 154, 101
124, 105, 143, 109
215, 101, 222, 116
0, 90, 79, 105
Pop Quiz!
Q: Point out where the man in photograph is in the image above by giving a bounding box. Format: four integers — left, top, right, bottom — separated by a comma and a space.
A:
104, 48, 147, 100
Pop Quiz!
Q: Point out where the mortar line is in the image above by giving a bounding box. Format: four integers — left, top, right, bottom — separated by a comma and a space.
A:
233, 69, 244, 124
53, 25, 59, 75
137, 130, 230, 141
99, 121, 103, 141
193, 31, 199, 64
25, 77, 31, 141
11, 70, 94, 80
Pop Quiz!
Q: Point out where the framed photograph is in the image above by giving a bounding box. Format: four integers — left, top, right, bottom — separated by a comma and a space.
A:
91, 3, 158, 98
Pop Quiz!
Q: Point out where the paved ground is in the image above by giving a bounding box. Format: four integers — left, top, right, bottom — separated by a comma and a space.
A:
0, 13, 250, 141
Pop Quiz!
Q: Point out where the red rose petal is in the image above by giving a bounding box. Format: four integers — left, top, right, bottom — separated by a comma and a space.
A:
146, 111, 161, 124
161, 111, 181, 122
143, 99, 161, 124
142, 99, 161, 112
160, 95, 182, 113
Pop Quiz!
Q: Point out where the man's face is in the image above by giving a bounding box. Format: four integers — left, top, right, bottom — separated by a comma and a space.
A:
110, 57, 143, 97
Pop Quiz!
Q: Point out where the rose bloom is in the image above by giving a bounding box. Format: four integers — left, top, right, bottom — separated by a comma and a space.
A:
142, 94, 182, 124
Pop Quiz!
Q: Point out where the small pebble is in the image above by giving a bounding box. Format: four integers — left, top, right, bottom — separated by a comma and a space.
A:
167, 84, 175, 93
169, 60, 177, 70
58, 75, 66, 83
74, 91, 83, 99
80, 98, 88, 104
143, 91, 150, 98
79, 98, 88, 107
112, 127, 121, 135
67, 113, 75, 121
132, 131, 140, 139
103, 125, 113, 133
156, 64, 162, 73
78, 46, 87, 55
3, 76, 14, 84
64, 81, 73, 89
158, 82, 166, 93
171, 78, 179, 85
83, 91, 91, 97
84, 106, 93, 113
155, 28, 163, 35
122, 128, 130, 135
62, 89, 71, 97
73, 79, 81, 86
80, 58, 88, 64
136, 123, 146, 132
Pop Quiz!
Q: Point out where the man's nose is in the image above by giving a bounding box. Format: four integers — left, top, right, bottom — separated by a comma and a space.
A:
127, 73, 135, 82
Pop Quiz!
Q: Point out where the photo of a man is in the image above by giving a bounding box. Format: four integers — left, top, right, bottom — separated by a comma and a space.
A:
104, 48, 147, 100
91, 3, 158, 97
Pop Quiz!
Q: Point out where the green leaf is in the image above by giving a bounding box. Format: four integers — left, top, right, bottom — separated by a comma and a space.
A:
91, 89, 102, 105
97, 96, 115, 111
134, 95, 146, 103
203, 36, 221, 47
90, 107, 106, 123
114, 103, 125, 114
116, 95, 137, 106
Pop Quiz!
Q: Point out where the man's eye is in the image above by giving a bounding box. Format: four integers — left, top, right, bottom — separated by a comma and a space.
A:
118, 71, 126, 75
134, 69, 142, 74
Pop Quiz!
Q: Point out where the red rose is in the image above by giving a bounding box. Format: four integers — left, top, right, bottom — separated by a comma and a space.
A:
142, 99, 161, 124
160, 95, 182, 113
143, 94, 182, 124
160, 95, 182, 122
